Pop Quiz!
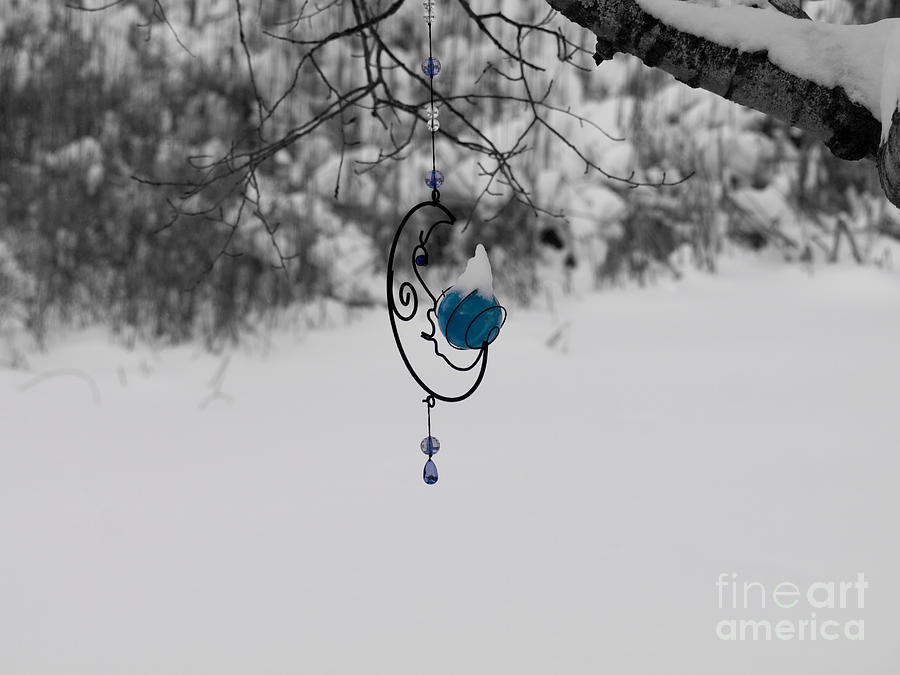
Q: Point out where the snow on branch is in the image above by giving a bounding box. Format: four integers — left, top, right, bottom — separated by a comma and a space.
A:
548, 0, 900, 207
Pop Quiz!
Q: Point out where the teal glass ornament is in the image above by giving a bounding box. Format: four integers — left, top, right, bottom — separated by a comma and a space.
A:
437, 287, 503, 350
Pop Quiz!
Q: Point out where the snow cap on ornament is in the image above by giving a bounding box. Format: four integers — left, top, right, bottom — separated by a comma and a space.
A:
437, 244, 504, 350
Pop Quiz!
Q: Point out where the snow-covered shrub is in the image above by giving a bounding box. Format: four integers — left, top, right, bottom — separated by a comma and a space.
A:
0, 240, 34, 367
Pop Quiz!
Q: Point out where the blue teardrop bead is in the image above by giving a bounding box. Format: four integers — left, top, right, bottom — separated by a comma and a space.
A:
423, 459, 438, 485
415, 253, 428, 266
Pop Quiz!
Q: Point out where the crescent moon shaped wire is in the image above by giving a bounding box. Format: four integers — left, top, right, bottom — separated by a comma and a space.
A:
386, 192, 505, 403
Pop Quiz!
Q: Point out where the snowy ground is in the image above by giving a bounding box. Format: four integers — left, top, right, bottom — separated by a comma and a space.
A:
1, 254, 899, 674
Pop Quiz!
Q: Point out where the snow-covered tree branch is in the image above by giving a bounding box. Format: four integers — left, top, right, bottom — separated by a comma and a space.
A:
547, 0, 900, 207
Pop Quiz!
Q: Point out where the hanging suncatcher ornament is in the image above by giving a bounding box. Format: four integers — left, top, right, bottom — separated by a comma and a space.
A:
386, 0, 507, 485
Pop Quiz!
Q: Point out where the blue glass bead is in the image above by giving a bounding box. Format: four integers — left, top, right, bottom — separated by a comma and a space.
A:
437, 286, 504, 350
415, 254, 428, 266
423, 459, 439, 485
422, 57, 441, 77
425, 170, 444, 189
420, 436, 440, 456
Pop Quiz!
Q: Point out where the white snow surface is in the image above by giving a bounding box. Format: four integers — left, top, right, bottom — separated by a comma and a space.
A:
636, 0, 898, 131
453, 243, 495, 298
2, 257, 900, 673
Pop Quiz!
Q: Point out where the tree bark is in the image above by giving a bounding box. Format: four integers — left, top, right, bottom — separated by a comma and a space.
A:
878, 108, 900, 205
769, 0, 810, 21
547, 0, 900, 208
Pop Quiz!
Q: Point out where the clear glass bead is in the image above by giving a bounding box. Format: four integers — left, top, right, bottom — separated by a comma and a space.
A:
420, 436, 440, 455
425, 170, 444, 189
423, 104, 439, 120
423, 3, 436, 25
422, 57, 441, 77
427, 118, 440, 132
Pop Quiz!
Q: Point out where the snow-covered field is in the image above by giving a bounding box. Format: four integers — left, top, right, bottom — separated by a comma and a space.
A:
2, 255, 899, 674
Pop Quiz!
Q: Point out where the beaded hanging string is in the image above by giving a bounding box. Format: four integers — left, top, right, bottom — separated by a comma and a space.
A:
422, 0, 443, 193
385, 0, 506, 486
421, 395, 439, 484
420, 0, 442, 485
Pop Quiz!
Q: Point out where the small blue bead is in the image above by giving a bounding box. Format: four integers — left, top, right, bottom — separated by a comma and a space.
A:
416, 254, 428, 266
425, 170, 444, 189
423, 459, 439, 485
420, 436, 440, 455
422, 57, 441, 77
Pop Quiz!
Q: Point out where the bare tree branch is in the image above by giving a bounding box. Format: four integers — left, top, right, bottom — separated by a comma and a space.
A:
547, 0, 880, 161
878, 109, 900, 207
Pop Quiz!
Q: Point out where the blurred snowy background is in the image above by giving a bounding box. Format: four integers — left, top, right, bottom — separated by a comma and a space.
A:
0, 0, 898, 673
